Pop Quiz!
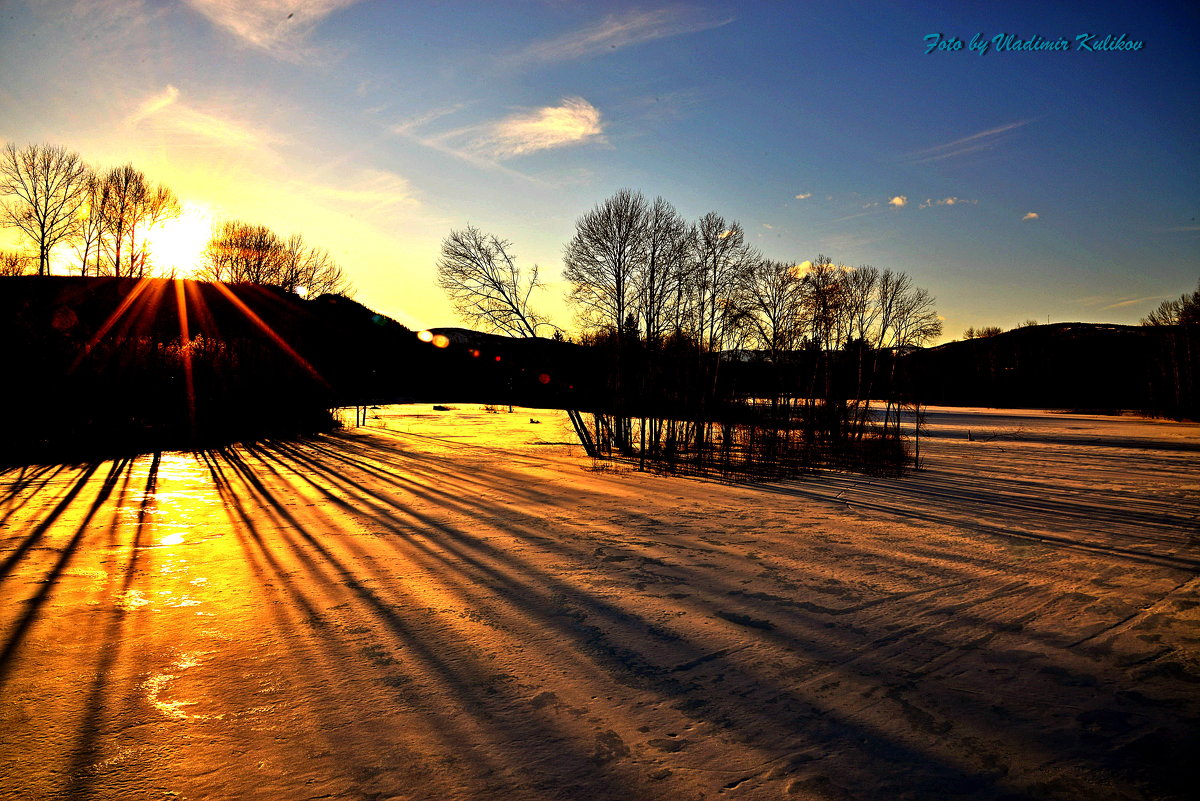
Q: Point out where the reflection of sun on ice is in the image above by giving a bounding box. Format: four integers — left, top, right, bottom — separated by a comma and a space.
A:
145, 201, 214, 277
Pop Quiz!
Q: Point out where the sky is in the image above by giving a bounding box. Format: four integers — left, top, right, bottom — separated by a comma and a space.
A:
0, 0, 1197, 339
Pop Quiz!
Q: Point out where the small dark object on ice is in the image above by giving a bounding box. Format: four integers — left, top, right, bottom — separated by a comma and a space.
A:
530, 418, 541, 424
433, 405, 452, 411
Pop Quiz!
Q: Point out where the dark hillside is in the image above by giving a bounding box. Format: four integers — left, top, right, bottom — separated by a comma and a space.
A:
0, 276, 419, 463
0, 277, 593, 464
901, 323, 1197, 418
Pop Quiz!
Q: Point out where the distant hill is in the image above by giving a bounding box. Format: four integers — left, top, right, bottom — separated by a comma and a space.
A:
902, 322, 1196, 417
1, 276, 1194, 465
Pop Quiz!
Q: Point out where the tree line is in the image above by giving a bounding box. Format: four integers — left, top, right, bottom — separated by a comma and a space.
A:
438, 189, 943, 475
0, 143, 178, 277
0, 142, 348, 296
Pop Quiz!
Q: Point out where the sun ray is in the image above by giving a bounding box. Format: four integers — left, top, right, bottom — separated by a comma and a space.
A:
173, 279, 197, 435
70, 277, 158, 371
209, 281, 329, 387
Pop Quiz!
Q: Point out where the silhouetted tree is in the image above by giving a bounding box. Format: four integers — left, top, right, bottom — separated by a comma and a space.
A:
1143, 279, 1200, 326
97, 164, 179, 277
280, 233, 350, 297
199, 220, 286, 284
739, 258, 807, 359
436, 225, 545, 337
70, 172, 106, 276
635, 196, 691, 344
563, 189, 649, 341
0, 251, 32, 276
0, 143, 91, 275
197, 221, 348, 296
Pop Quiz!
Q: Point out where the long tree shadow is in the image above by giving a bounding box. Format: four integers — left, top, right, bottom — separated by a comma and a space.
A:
193, 434, 1198, 800
5, 432, 1191, 799
0, 459, 135, 688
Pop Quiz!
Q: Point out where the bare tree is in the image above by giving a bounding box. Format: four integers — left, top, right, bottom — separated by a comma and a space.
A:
197, 220, 288, 284
563, 189, 648, 340
691, 212, 755, 352
634, 196, 690, 344
1143, 279, 1200, 326
198, 220, 350, 297
0, 251, 32, 276
280, 233, 350, 297
97, 164, 179, 277
0, 143, 91, 275
436, 226, 544, 337
803, 255, 844, 350
739, 258, 807, 359
70, 171, 106, 276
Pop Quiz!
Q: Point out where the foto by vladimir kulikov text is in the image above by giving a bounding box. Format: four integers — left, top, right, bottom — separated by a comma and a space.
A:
925, 32, 1144, 55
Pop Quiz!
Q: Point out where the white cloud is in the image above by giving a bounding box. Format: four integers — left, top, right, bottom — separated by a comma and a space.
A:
472, 98, 604, 159
794, 192, 812, 200
126, 85, 280, 151
1023, 212, 1039, 220
762, 223, 773, 229
889, 195, 907, 208
508, 7, 732, 66
918, 196, 976, 209
181, 0, 360, 59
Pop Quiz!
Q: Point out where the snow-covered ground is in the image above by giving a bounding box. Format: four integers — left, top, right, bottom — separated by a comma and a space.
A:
1, 405, 1197, 800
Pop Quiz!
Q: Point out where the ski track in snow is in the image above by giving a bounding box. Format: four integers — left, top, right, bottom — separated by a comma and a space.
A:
0, 406, 1198, 800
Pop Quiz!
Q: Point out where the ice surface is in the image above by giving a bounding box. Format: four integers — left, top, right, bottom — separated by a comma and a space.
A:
0, 406, 1197, 800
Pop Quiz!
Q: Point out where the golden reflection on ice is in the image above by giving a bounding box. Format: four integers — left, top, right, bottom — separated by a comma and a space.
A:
114, 588, 150, 612
144, 651, 276, 722
160, 533, 186, 546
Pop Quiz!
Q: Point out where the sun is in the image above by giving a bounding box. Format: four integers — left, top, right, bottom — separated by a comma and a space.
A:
145, 201, 215, 278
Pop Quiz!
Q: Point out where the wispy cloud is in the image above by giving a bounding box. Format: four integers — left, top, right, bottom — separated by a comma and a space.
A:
507, 7, 733, 66
303, 168, 420, 214
888, 195, 907, 208
181, 0, 360, 59
829, 209, 884, 224
477, 98, 604, 158
1023, 212, 1039, 220
1101, 296, 1162, 311
393, 102, 602, 185
904, 120, 1031, 164
404, 98, 604, 166
126, 85, 280, 151
392, 104, 470, 136
794, 192, 812, 200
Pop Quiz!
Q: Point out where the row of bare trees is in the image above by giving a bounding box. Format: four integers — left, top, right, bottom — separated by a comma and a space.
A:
0, 143, 180, 277
0, 142, 350, 297
437, 188, 943, 474
196, 219, 350, 297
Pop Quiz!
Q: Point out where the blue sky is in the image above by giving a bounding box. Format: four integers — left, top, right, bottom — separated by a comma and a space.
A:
1, 0, 1196, 338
